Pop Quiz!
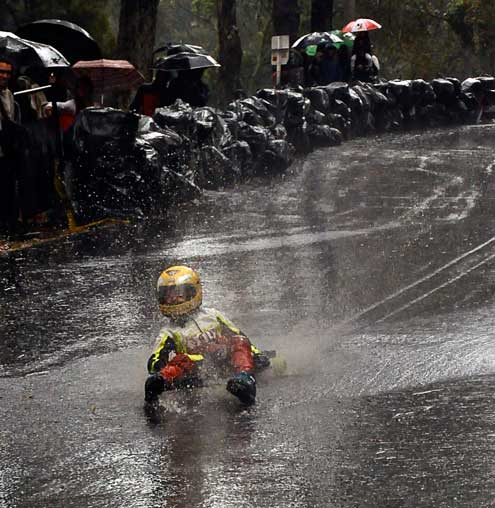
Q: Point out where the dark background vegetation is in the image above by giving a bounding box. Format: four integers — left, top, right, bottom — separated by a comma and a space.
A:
1, 0, 494, 105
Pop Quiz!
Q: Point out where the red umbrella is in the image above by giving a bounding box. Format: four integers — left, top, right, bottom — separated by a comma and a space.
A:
72, 59, 144, 93
342, 18, 382, 33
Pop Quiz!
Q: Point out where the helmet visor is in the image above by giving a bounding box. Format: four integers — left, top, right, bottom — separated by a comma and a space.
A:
158, 284, 197, 305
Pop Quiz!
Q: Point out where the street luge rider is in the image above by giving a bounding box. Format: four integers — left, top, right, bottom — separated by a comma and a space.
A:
145, 265, 268, 406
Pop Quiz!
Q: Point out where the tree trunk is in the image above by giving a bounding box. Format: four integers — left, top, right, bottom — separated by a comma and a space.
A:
117, 0, 160, 79
342, 0, 355, 24
311, 0, 333, 32
217, 0, 243, 104
273, 0, 300, 44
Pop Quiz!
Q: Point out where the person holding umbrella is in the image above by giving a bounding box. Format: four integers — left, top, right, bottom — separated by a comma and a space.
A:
129, 66, 174, 116
342, 18, 381, 83
130, 44, 210, 116
0, 59, 16, 121
319, 43, 344, 84
350, 38, 379, 83
342, 18, 381, 51
0, 58, 23, 236
152, 51, 220, 109
167, 67, 210, 108
43, 75, 96, 130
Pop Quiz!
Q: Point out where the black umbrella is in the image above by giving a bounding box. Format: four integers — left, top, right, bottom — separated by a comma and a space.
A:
152, 52, 220, 71
167, 44, 207, 56
292, 31, 344, 50
16, 19, 101, 64
153, 43, 207, 58
0, 31, 70, 71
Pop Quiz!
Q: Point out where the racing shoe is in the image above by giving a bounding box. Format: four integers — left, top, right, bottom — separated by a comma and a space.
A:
144, 373, 166, 403
226, 371, 256, 405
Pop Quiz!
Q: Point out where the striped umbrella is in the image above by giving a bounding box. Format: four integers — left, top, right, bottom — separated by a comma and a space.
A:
342, 18, 382, 33
72, 59, 145, 93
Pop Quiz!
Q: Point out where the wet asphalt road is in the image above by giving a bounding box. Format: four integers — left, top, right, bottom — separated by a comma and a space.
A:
2, 124, 495, 507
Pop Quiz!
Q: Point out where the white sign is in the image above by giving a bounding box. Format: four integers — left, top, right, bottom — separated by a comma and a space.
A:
271, 35, 290, 50
271, 49, 290, 66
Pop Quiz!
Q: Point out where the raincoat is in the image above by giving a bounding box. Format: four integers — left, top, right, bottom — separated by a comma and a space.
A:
147, 307, 259, 386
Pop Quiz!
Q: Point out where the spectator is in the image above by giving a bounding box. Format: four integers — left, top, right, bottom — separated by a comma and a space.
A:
0, 60, 18, 122
338, 45, 352, 82
0, 59, 24, 236
167, 68, 210, 108
351, 42, 379, 83
16, 75, 48, 124
129, 69, 174, 116
352, 31, 372, 55
302, 49, 314, 87
44, 70, 71, 103
15, 75, 57, 228
44, 75, 96, 131
307, 45, 325, 86
319, 44, 344, 84
39, 75, 98, 229
279, 48, 305, 88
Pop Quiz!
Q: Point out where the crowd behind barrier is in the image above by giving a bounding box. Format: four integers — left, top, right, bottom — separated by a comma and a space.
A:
2, 73, 495, 238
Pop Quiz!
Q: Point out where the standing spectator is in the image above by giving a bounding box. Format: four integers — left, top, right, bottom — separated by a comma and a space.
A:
351, 32, 380, 83
279, 48, 305, 88
0, 60, 17, 122
319, 44, 344, 84
15, 75, 55, 227
338, 45, 352, 82
129, 69, 174, 116
352, 31, 372, 55
351, 40, 379, 83
43, 75, 97, 136
0, 59, 23, 236
16, 75, 48, 124
307, 45, 325, 86
15, 74, 67, 228
40, 76, 98, 229
167, 68, 210, 108
44, 70, 71, 103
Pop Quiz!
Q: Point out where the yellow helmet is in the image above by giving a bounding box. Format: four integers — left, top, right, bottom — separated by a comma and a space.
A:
157, 265, 202, 318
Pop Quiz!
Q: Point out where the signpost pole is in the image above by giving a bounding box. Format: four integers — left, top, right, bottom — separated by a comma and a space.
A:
271, 35, 290, 89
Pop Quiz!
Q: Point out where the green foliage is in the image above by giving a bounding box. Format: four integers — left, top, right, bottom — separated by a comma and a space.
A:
156, 0, 275, 98
355, 0, 475, 79
154, 0, 495, 91
191, 0, 216, 17
445, 0, 495, 73
445, 0, 473, 45
65, 0, 116, 55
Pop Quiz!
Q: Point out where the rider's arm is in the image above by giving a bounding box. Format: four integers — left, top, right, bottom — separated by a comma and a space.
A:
215, 310, 262, 355
215, 310, 241, 334
147, 333, 177, 374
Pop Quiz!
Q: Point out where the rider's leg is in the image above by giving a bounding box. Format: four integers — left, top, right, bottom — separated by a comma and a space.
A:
226, 336, 256, 405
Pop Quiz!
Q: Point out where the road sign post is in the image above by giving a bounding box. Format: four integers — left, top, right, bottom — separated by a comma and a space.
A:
271, 35, 290, 88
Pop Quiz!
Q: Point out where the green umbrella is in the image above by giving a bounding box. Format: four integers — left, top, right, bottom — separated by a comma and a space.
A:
330, 30, 355, 48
